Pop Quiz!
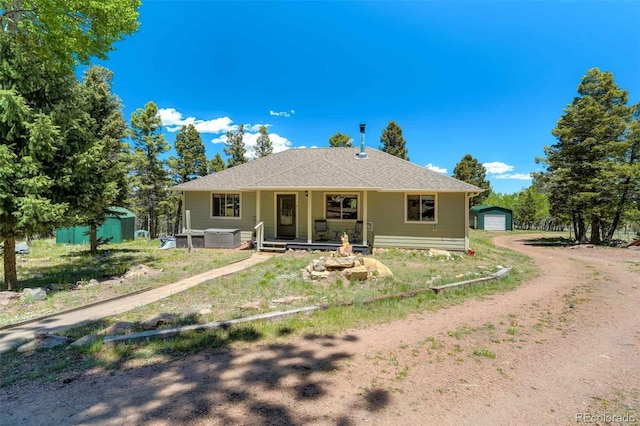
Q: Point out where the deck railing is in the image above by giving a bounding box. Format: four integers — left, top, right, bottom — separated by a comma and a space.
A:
253, 221, 264, 251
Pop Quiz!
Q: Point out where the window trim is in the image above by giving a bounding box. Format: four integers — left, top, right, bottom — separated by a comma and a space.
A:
210, 192, 242, 219
323, 192, 360, 221
404, 193, 438, 224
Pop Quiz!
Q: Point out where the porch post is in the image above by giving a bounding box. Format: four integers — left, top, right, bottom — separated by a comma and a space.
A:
362, 191, 368, 246
307, 190, 312, 243
256, 190, 261, 224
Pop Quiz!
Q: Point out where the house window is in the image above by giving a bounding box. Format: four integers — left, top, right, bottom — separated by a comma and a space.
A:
325, 194, 358, 220
212, 193, 240, 218
406, 194, 436, 223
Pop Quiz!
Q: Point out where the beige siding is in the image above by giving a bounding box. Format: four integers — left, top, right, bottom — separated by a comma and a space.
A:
184, 189, 467, 249
367, 191, 466, 250
184, 191, 256, 240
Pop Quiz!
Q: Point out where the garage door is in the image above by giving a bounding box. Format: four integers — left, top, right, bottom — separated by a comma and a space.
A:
484, 214, 506, 231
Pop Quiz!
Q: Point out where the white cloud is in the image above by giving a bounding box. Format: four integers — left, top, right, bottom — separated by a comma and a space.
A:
157, 108, 234, 134
493, 173, 532, 180
483, 161, 514, 174
245, 123, 271, 132
269, 109, 296, 118
425, 163, 447, 174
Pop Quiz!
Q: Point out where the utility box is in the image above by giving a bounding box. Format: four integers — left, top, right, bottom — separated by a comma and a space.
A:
204, 228, 241, 249
175, 231, 205, 248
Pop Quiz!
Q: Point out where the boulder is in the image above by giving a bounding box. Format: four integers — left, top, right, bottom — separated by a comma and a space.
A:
361, 258, 393, 278
104, 321, 134, 335
18, 332, 70, 352
23, 287, 47, 301
311, 271, 331, 280
140, 313, 176, 331
0, 291, 20, 306
344, 266, 369, 281
428, 248, 452, 259
325, 257, 357, 269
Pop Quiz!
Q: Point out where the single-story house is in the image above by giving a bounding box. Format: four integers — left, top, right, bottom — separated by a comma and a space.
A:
469, 205, 513, 231
171, 147, 482, 253
56, 207, 136, 245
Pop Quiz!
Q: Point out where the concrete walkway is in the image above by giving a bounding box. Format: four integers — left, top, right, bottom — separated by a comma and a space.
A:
0, 252, 274, 353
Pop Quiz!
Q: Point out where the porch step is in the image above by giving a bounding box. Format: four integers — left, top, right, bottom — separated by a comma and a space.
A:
259, 241, 287, 252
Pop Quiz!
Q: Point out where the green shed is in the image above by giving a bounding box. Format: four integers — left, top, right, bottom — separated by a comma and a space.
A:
56, 207, 136, 245
469, 205, 513, 231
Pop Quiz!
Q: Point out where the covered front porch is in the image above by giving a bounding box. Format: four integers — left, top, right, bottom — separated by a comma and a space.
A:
253, 189, 371, 252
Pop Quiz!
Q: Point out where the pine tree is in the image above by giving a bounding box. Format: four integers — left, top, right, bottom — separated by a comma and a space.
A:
0, 1, 139, 290
539, 68, 635, 243
379, 120, 409, 160
169, 124, 208, 183
452, 154, 491, 207
167, 123, 209, 233
129, 101, 170, 239
224, 124, 247, 167
255, 125, 273, 158
74, 66, 129, 255
209, 153, 227, 173
329, 132, 352, 147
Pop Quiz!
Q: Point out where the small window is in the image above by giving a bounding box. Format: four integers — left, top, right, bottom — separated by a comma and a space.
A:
325, 194, 358, 220
212, 193, 240, 218
406, 194, 436, 222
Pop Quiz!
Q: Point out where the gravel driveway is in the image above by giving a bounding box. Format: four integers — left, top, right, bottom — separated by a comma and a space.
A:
1, 234, 638, 425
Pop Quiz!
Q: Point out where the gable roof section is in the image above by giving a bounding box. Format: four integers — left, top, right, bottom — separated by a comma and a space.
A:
172, 147, 482, 192
470, 205, 512, 213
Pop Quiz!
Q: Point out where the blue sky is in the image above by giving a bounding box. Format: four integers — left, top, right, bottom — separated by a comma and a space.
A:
95, 0, 640, 194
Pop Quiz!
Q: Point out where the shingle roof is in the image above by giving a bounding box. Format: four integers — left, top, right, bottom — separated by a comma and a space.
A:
172, 147, 483, 192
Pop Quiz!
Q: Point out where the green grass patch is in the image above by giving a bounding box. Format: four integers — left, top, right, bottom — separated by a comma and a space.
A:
0, 238, 251, 326
1, 230, 540, 388
472, 347, 496, 359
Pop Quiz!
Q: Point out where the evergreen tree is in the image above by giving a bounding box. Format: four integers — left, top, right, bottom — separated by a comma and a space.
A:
167, 124, 208, 233
169, 124, 208, 183
452, 154, 491, 207
255, 125, 273, 158
329, 132, 352, 147
74, 66, 129, 255
209, 153, 227, 173
129, 101, 170, 239
224, 124, 247, 167
379, 120, 409, 160
538, 68, 635, 243
0, 1, 140, 290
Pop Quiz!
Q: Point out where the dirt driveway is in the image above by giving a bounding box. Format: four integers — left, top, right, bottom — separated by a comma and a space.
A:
1, 234, 639, 425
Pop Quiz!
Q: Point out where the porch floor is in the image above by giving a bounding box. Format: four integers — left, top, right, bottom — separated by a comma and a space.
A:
260, 238, 370, 254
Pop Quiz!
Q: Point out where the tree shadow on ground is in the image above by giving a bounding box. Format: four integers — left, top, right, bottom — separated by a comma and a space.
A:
0, 316, 398, 425
522, 237, 575, 247
15, 250, 155, 290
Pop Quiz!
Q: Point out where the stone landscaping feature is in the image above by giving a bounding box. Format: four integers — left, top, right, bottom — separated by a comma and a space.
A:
301, 244, 393, 282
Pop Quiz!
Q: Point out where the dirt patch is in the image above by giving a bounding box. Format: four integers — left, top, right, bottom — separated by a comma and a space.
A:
1, 234, 638, 425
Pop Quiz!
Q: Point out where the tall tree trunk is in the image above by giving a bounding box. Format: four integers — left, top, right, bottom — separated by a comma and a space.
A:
577, 214, 587, 243
89, 223, 98, 256
590, 214, 601, 244
2, 237, 17, 291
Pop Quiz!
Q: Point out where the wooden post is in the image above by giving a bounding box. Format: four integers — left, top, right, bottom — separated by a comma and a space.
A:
186, 210, 194, 253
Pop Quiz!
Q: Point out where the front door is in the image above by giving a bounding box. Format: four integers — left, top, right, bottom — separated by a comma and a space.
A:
277, 194, 296, 239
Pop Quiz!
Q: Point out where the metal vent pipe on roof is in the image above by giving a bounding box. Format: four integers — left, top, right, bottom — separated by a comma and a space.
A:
358, 122, 367, 158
